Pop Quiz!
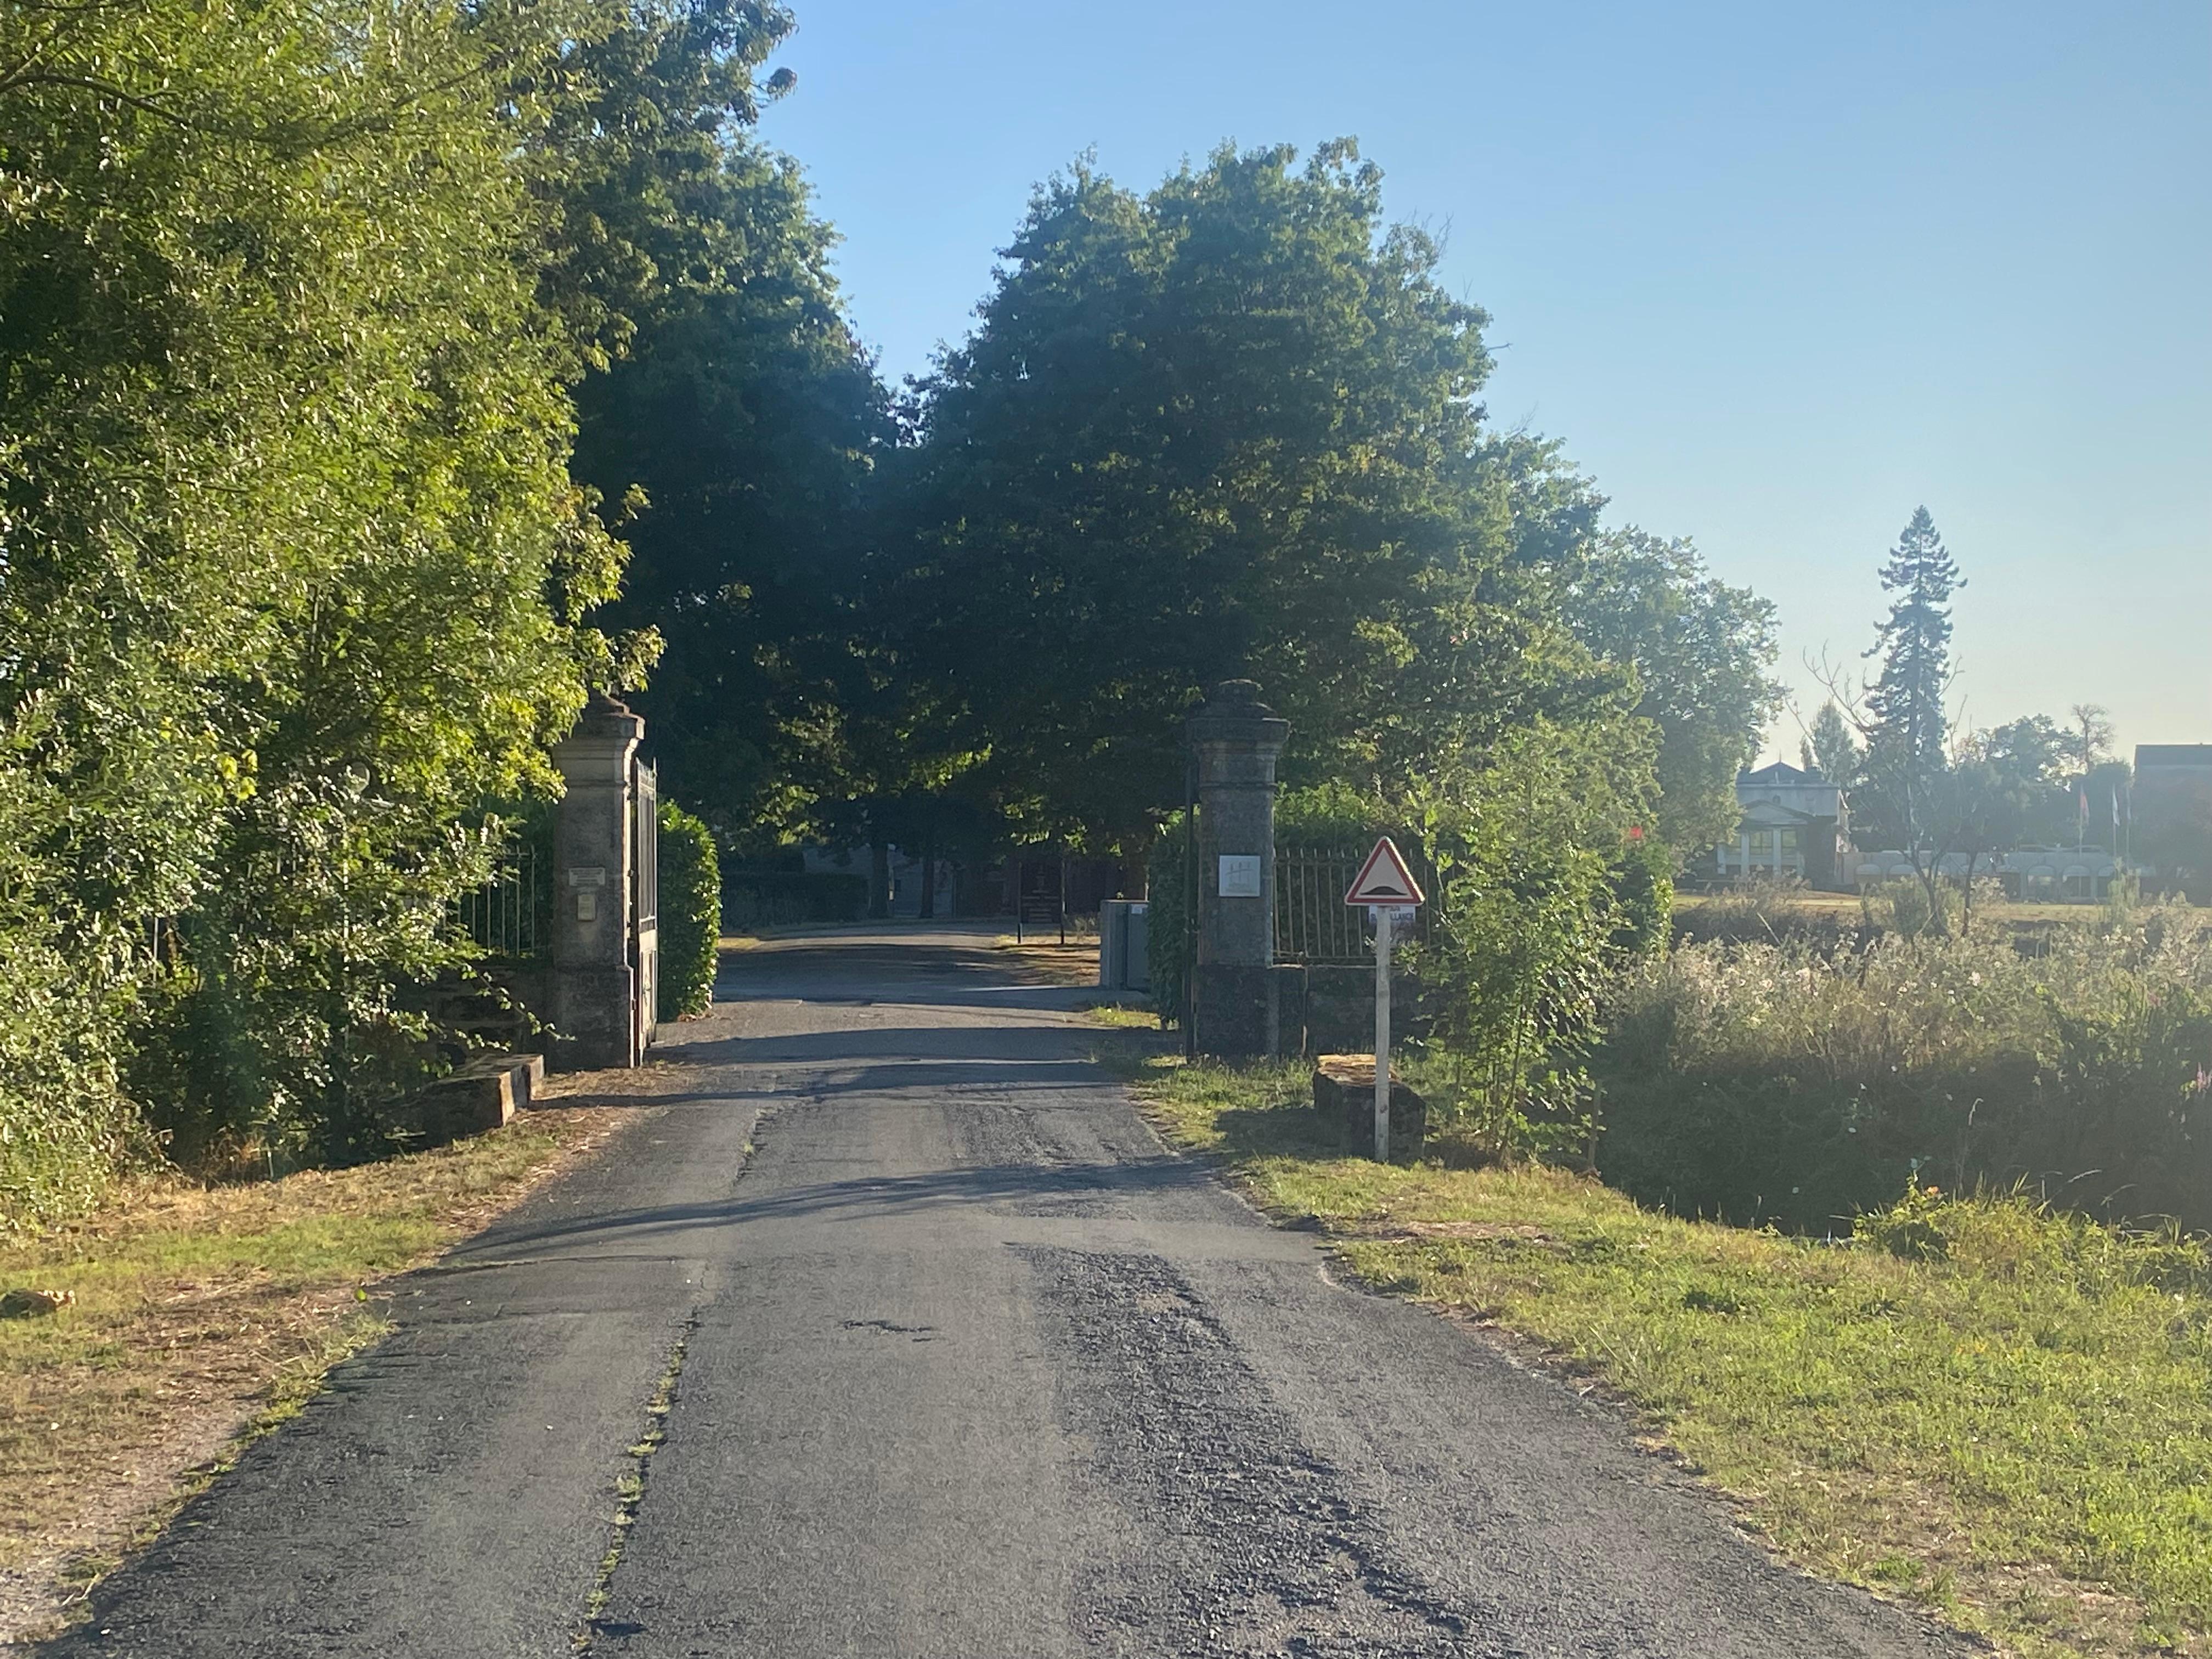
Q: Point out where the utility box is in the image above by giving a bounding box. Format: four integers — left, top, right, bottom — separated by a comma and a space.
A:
1098, 899, 1150, 992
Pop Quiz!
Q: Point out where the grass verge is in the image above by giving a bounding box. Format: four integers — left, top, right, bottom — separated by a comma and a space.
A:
0, 1098, 636, 1643
1106, 1041, 2212, 1659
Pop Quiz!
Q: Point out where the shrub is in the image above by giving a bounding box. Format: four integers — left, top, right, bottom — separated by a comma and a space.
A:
657, 803, 720, 1020
720, 871, 867, 932
1146, 814, 1192, 1025
1595, 907, 2212, 1232
0, 922, 148, 1231
1611, 834, 1675, 960
1404, 724, 1660, 1165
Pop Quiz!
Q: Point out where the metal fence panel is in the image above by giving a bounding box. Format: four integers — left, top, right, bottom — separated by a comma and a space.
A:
1272, 845, 1435, 964
459, 833, 543, 961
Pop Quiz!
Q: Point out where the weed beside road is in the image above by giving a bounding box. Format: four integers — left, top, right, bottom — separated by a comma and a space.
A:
1111, 1045, 2212, 1659
0, 1101, 635, 1644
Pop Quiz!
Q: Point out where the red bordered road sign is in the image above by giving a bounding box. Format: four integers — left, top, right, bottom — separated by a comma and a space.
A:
1344, 836, 1425, 907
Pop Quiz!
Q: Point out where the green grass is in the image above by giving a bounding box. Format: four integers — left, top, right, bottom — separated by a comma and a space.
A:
1111, 1048, 2212, 1659
1079, 1002, 1160, 1029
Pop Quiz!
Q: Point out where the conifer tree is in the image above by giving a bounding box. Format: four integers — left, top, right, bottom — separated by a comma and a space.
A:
1864, 506, 1962, 776
1807, 701, 1861, 788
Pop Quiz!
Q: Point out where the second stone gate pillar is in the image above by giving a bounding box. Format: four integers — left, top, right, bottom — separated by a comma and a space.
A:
1186, 680, 1293, 1058
549, 690, 647, 1070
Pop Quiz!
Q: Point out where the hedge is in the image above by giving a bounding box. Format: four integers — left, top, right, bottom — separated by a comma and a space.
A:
657, 803, 721, 1020
722, 871, 869, 932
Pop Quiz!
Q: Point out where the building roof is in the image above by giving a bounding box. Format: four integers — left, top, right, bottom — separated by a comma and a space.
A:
1738, 800, 1825, 827
2137, 744, 2212, 770
1739, 759, 1829, 786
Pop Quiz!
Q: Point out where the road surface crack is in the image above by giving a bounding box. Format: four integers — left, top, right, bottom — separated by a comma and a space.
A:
1022, 1246, 1506, 1656
572, 1313, 696, 1653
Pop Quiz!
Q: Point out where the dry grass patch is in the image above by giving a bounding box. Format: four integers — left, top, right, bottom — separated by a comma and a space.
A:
992, 937, 1099, 986
0, 1098, 636, 1643
1111, 1049, 2212, 1659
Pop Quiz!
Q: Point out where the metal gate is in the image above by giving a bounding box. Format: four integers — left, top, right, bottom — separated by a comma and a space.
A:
1273, 845, 1435, 963
631, 759, 659, 1054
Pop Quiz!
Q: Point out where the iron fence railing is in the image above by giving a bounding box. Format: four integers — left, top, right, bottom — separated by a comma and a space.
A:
1272, 845, 1437, 964
633, 760, 658, 932
459, 833, 544, 961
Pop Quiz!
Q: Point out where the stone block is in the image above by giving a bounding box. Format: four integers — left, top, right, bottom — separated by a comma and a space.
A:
410, 1051, 541, 1146
1312, 1053, 1426, 1163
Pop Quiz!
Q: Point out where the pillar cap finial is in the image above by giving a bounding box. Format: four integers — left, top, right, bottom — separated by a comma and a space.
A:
1186, 679, 1289, 751
564, 688, 645, 746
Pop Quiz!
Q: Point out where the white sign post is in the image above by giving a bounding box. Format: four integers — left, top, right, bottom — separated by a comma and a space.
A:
1345, 838, 1425, 1163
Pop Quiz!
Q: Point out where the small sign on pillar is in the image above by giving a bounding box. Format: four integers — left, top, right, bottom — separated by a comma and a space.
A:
1346, 837, 1425, 1163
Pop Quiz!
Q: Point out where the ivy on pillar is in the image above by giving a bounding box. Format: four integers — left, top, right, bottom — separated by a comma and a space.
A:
550, 691, 645, 1070
1185, 680, 1295, 1057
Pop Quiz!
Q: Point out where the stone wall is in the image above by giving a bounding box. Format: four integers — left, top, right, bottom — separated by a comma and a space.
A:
1270, 964, 1427, 1058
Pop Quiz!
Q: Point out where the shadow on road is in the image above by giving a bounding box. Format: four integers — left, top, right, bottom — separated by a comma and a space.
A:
478, 1155, 1210, 1251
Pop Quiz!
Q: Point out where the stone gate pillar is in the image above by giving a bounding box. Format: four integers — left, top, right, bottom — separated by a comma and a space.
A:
1186, 680, 1291, 1057
550, 691, 644, 1070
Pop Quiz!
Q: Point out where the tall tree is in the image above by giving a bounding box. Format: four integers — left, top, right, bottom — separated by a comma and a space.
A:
571, 143, 891, 847
887, 142, 1621, 855
1807, 701, 1863, 790
529, 1, 893, 848
0, 0, 633, 1175
1561, 528, 1781, 851
1864, 506, 1962, 777
2067, 702, 2116, 782
1847, 506, 1962, 853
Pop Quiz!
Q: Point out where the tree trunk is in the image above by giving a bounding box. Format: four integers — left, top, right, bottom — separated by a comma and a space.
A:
869, 837, 890, 920
917, 809, 939, 921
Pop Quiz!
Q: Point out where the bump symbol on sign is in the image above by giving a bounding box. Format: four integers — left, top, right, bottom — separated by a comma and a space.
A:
1344, 837, 1425, 907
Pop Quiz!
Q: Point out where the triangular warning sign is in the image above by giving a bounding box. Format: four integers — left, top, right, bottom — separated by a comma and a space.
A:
1345, 837, 1425, 906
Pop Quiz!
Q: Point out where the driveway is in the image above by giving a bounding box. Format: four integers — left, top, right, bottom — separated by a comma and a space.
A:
44, 926, 1961, 1657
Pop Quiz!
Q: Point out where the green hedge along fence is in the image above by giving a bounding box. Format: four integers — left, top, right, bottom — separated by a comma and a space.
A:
723, 871, 869, 932
657, 803, 721, 1021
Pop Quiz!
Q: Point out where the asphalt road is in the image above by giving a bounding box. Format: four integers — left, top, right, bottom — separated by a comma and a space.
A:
44, 927, 1964, 1658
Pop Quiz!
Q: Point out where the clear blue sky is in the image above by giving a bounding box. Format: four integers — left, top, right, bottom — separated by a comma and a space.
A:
759, 1, 2210, 760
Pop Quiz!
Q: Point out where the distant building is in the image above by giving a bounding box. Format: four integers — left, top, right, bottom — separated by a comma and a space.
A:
2135, 745, 2212, 839
1713, 760, 1851, 889
1849, 845, 2146, 902
2134, 743, 2212, 898
2136, 744, 2212, 804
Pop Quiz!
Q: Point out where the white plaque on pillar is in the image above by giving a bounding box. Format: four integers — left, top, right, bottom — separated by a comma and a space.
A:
568, 866, 607, 888
1217, 855, 1262, 897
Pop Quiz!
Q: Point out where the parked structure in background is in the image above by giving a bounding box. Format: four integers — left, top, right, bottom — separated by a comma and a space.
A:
1709, 761, 1853, 890
792, 843, 1126, 922
1852, 844, 2149, 901
1098, 899, 1149, 992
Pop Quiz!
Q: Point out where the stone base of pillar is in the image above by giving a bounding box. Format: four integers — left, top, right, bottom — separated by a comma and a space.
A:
552, 963, 638, 1071
1301, 964, 1424, 1056
1194, 963, 1308, 1059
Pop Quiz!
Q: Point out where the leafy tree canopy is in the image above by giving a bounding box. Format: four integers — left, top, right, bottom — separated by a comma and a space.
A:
884, 141, 1632, 855
574, 139, 892, 848
0, 0, 690, 1171
1559, 528, 1781, 851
